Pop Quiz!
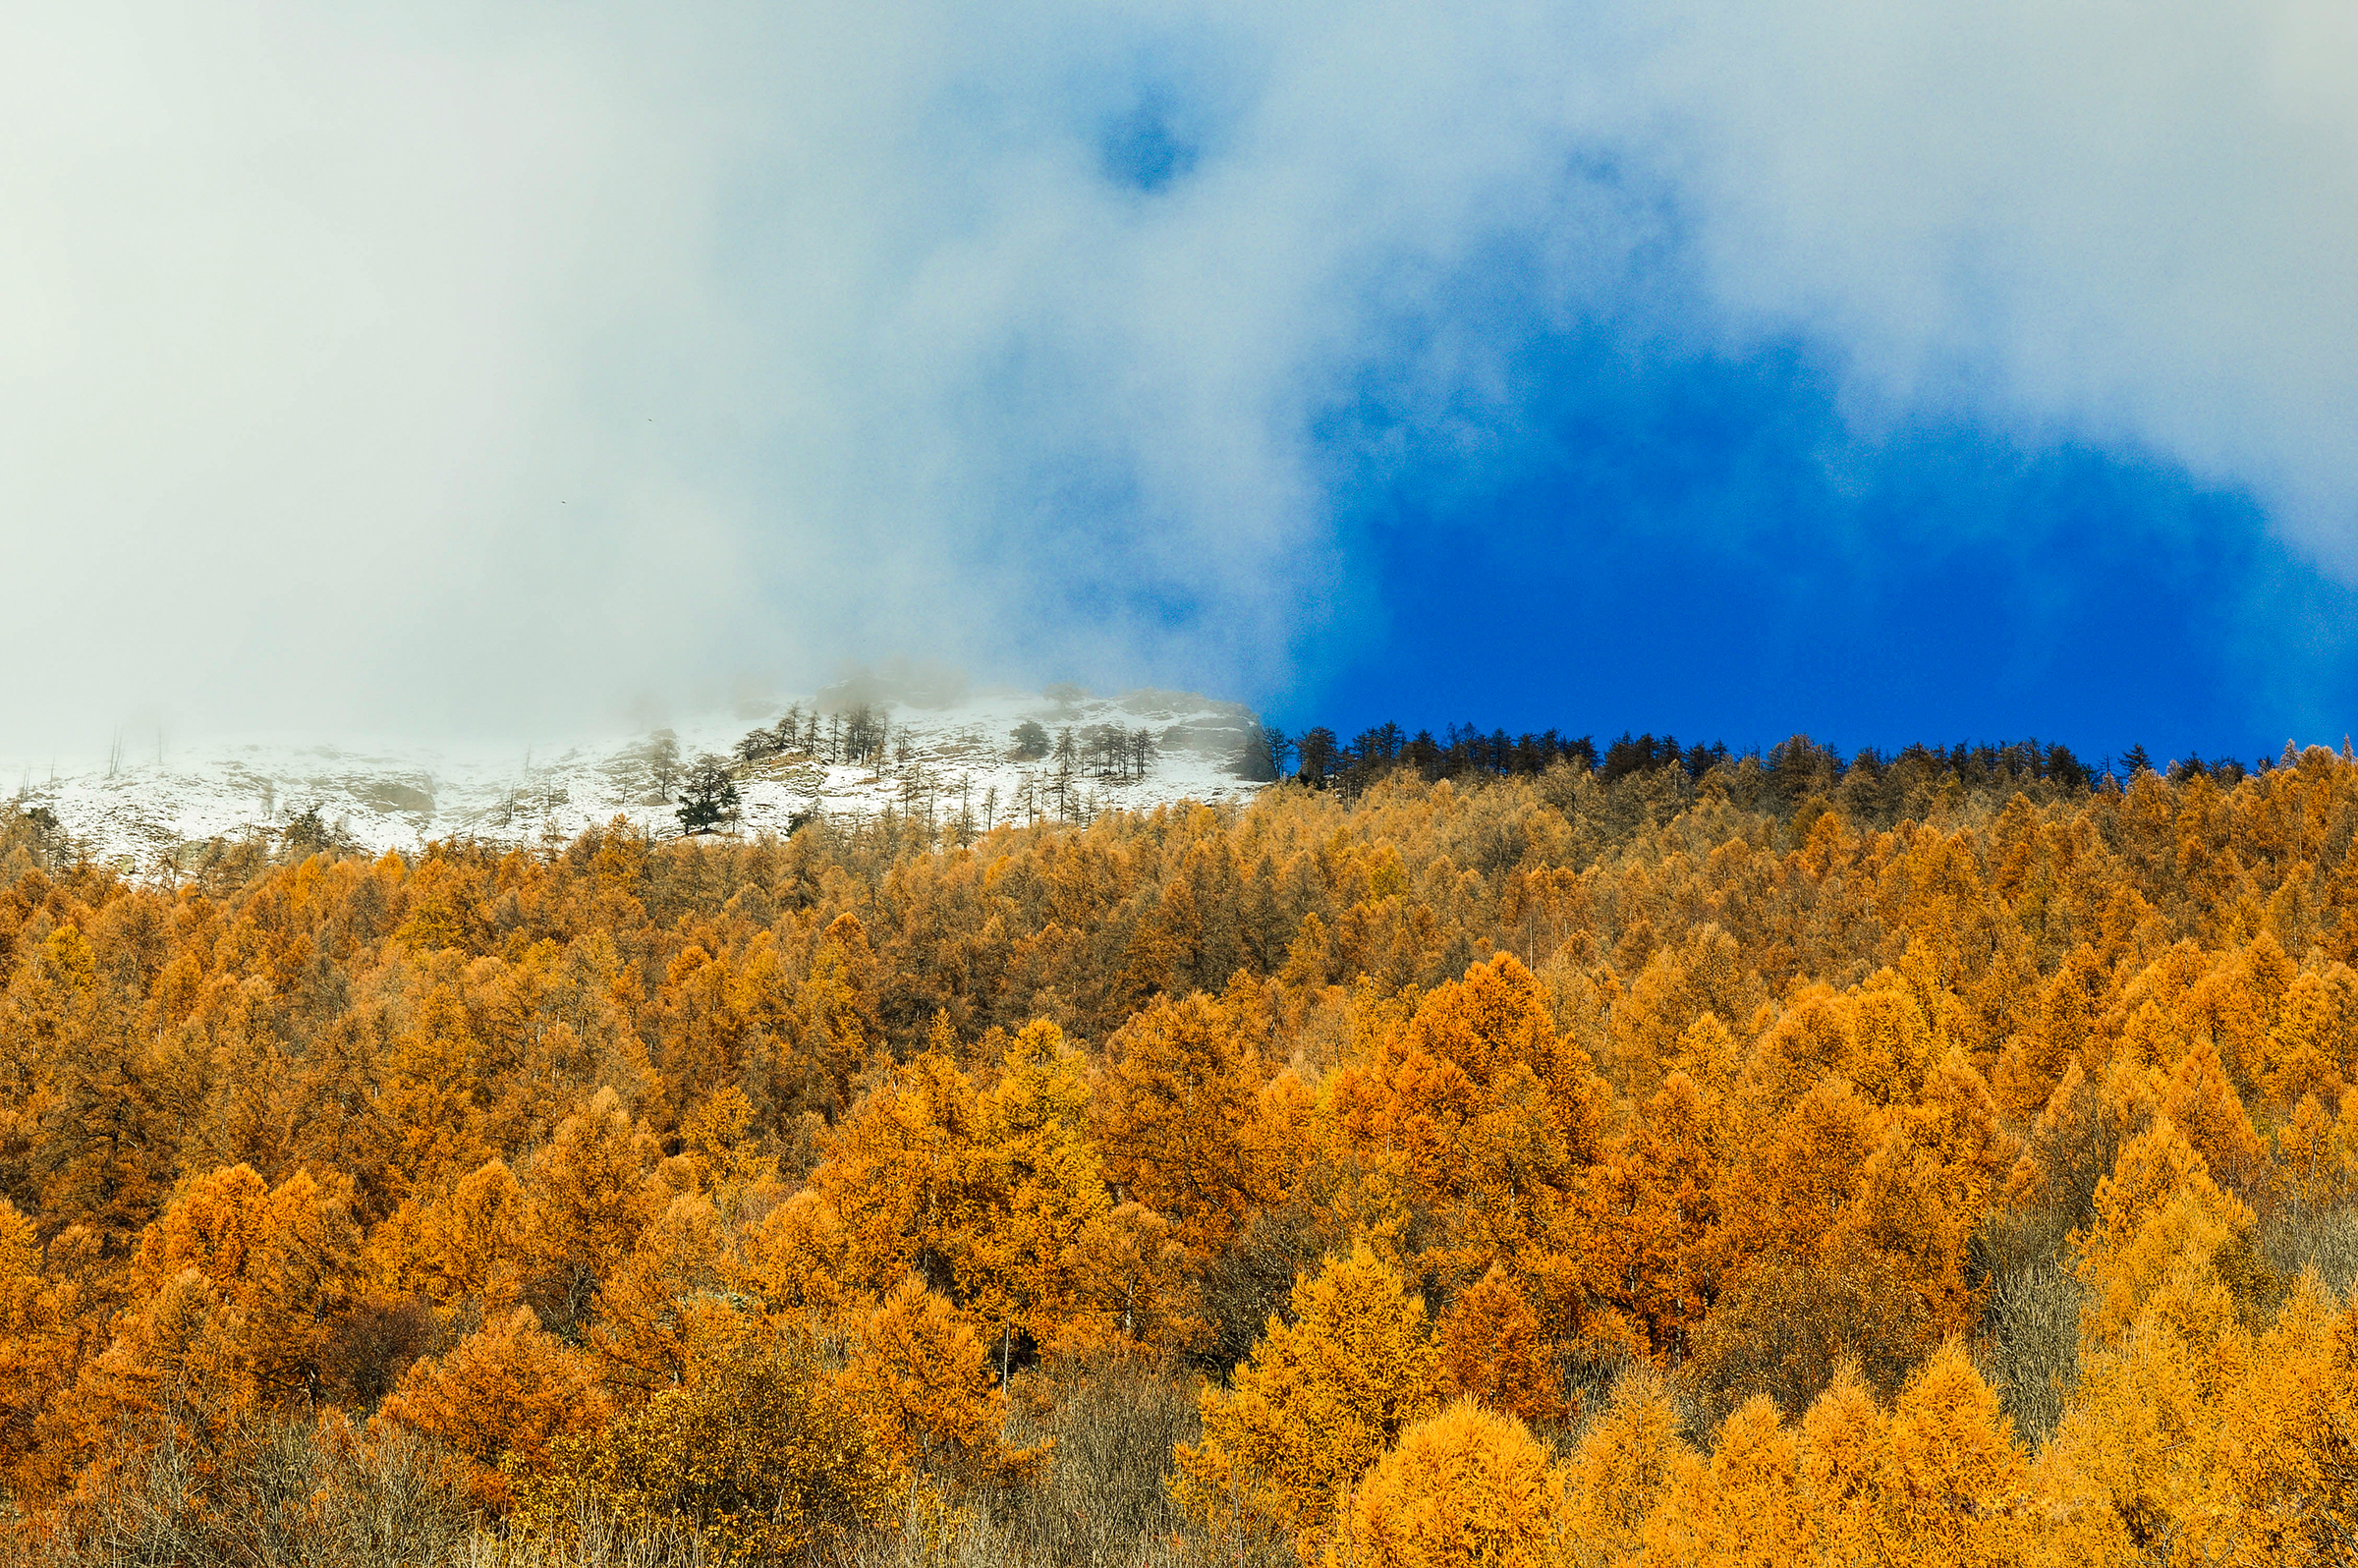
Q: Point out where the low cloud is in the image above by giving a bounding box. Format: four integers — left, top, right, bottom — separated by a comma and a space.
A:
3, 1, 2351, 751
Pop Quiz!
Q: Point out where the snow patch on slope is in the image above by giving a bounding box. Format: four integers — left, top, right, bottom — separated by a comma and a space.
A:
7, 687, 1266, 870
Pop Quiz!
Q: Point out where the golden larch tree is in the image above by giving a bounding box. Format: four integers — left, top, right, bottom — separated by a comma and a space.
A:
1178, 1244, 1443, 1556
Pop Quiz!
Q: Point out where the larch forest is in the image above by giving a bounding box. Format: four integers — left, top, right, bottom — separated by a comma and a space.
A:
10, 723, 2358, 1567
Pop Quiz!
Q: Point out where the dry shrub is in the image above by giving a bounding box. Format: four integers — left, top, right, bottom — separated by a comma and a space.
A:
1969, 1252, 2082, 1449
1195, 1204, 1322, 1374
837, 1343, 1253, 1568
2260, 1203, 2358, 1297
998, 1347, 1206, 1568
469, 1499, 710, 1568
1, 1410, 474, 1568
1679, 1260, 1929, 1428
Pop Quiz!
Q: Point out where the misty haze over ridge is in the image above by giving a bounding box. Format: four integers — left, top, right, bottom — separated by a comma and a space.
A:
11, 673, 1268, 867
5, 2, 2355, 753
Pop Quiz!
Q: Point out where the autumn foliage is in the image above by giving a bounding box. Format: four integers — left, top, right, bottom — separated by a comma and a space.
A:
11, 742, 2358, 1563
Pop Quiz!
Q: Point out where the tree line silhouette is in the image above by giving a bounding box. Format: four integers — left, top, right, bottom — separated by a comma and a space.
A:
1252, 720, 2289, 802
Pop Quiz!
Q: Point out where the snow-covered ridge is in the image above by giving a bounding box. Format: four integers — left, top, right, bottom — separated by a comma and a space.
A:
8, 684, 1267, 870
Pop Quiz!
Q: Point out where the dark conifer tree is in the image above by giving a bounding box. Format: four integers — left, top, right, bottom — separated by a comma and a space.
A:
676, 755, 740, 835
1295, 727, 1339, 787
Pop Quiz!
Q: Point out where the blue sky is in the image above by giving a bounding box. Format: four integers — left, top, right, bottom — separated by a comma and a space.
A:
1286, 333, 2358, 764
5, 4, 2355, 756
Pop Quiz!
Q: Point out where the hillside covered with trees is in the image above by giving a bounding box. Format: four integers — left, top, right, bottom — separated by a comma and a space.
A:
6, 736, 2358, 1565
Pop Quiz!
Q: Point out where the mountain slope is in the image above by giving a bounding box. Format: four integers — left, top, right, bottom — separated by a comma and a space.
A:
9, 685, 1266, 869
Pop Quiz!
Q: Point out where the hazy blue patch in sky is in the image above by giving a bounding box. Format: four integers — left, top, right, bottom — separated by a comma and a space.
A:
1100, 94, 1202, 194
